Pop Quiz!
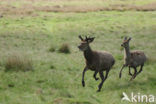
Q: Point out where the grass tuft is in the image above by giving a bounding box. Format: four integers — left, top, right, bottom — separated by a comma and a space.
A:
58, 43, 70, 54
49, 45, 56, 52
50, 65, 55, 69
5, 54, 33, 72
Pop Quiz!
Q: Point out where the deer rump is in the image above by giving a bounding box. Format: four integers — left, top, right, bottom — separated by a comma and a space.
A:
86, 51, 115, 71
128, 51, 147, 67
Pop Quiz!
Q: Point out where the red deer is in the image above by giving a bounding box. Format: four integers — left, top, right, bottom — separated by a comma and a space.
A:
119, 37, 147, 81
78, 35, 115, 92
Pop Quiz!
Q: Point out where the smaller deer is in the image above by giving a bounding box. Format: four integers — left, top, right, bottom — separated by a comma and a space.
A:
119, 37, 147, 81
78, 35, 115, 92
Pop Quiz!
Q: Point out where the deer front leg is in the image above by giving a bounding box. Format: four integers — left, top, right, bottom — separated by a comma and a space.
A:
93, 71, 99, 81
82, 66, 88, 87
119, 64, 126, 78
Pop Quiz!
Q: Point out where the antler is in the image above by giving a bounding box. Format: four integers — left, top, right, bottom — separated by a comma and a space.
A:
85, 36, 88, 41
79, 35, 84, 41
79, 35, 95, 42
85, 36, 95, 42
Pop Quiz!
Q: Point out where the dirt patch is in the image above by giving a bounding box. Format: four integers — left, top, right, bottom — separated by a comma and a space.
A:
0, 2, 156, 16
30, 2, 156, 12
104, 3, 156, 11
35, 5, 108, 13
0, 4, 37, 16
136, 2, 156, 11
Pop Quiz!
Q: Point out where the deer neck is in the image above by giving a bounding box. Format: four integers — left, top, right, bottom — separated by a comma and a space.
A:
124, 44, 131, 60
83, 46, 93, 63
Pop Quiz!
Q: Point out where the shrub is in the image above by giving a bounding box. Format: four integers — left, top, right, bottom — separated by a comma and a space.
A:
5, 54, 33, 72
58, 43, 70, 54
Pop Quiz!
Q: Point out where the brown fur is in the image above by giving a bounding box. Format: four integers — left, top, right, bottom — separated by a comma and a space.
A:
119, 37, 147, 81
84, 50, 115, 71
78, 35, 115, 92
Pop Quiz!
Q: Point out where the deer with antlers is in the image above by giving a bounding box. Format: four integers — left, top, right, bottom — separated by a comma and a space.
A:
78, 35, 115, 92
119, 37, 147, 81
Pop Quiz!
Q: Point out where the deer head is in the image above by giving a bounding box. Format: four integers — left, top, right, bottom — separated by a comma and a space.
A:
78, 35, 95, 51
121, 37, 131, 48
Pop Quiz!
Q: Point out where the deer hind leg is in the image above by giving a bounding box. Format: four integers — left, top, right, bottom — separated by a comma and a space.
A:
82, 66, 88, 87
97, 70, 109, 92
130, 67, 137, 81
97, 71, 104, 92
133, 64, 144, 79
93, 71, 99, 81
128, 66, 133, 76
137, 64, 144, 74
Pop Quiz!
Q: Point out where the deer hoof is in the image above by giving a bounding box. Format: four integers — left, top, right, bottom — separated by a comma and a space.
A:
133, 75, 137, 79
95, 78, 99, 81
82, 81, 85, 87
97, 89, 101, 92
130, 76, 135, 81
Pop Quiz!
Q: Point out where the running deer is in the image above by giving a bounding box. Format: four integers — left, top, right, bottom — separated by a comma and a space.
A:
119, 37, 147, 81
78, 35, 115, 92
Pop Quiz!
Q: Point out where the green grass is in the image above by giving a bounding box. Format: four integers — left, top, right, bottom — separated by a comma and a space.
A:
0, 8, 156, 104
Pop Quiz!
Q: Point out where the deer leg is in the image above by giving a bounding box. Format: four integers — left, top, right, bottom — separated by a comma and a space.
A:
97, 71, 104, 92
137, 64, 143, 74
82, 66, 88, 87
130, 67, 137, 81
93, 71, 99, 81
134, 64, 144, 79
97, 70, 109, 92
119, 64, 126, 78
129, 66, 133, 76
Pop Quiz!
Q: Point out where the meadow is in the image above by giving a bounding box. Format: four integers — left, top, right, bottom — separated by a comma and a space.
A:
0, 0, 156, 104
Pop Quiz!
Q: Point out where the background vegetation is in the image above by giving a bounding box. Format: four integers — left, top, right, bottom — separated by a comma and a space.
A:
0, 0, 156, 104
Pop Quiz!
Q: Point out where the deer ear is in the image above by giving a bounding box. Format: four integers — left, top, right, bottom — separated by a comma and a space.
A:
124, 36, 127, 40
128, 37, 131, 41
88, 37, 95, 43
79, 35, 84, 41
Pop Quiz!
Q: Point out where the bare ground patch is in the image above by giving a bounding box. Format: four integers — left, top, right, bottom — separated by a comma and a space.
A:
136, 2, 156, 11
0, 4, 38, 16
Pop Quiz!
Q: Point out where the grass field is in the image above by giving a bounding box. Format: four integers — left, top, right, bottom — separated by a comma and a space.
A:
0, 0, 156, 104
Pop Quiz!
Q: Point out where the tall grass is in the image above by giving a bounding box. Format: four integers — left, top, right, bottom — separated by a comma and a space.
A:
5, 54, 33, 72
